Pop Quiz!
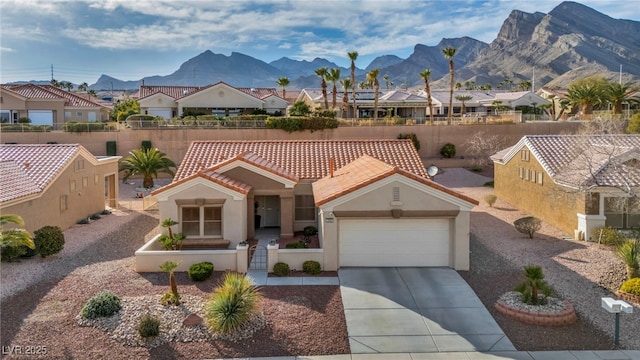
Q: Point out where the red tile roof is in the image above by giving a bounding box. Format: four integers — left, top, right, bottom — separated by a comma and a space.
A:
174, 139, 429, 181
209, 151, 299, 182
2, 84, 103, 107
138, 82, 282, 101
312, 155, 478, 206
0, 144, 81, 202
153, 168, 253, 196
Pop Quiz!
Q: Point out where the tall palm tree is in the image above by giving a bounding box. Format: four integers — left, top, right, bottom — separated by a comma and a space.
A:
276, 77, 289, 98
119, 148, 177, 188
315, 67, 329, 109
605, 82, 639, 115
77, 82, 89, 92
340, 78, 352, 118
455, 94, 473, 116
419, 69, 434, 125
442, 46, 457, 125
0, 214, 35, 250
367, 69, 380, 120
348, 51, 358, 118
566, 82, 604, 116
327, 68, 341, 110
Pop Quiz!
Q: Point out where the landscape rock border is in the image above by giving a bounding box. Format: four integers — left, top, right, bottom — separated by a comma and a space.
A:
495, 291, 577, 326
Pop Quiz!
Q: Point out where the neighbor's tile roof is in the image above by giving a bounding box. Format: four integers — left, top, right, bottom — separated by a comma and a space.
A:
174, 139, 429, 182
312, 155, 478, 206
139, 82, 282, 101
0, 144, 81, 202
2, 84, 103, 107
496, 135, 640, 188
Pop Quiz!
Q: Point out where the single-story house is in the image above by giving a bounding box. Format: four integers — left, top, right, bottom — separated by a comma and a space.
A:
0, 144, 121, 233
151, 139, 478, 270
0, 84, 110, 126
137, 82, 288, 118
491, 135, 640, 239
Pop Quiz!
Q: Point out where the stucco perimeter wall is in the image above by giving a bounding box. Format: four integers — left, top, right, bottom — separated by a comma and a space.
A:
3, 122, 581, 169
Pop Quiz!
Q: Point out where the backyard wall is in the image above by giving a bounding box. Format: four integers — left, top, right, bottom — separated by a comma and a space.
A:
2, 122, 581, 170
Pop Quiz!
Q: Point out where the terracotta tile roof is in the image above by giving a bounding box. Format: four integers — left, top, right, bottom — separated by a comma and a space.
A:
2, 84, 103, 107
312, 155, 478, 206
138, 82, 282, 101
174, 139, 428, 181
153, 168, 253, 196
0, 144, 80, 202
495, 135, 640, 188
236, 87, 281, 100
209, 151, 299, 182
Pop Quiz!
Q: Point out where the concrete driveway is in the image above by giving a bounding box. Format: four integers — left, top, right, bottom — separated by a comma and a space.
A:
339, 267, 515, 354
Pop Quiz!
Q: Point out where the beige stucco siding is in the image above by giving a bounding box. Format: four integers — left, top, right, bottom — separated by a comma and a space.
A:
494, 145, 585, 236
178, 86, 263, 111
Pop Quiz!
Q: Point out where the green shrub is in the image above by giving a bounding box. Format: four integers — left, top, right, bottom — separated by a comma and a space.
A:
90, 213, 101, 220
141, 140, 152, 150
1, 244, 27, 262
34, 225, 65, 257
266, 116, 338, 133
206, 272, 262, 335
17, 117, 31, 124
137, 313, 161, 338
397, 133, 421, 150
285, 241, 307, 249
303, 260, 321, 275
592, 226, 625, 245
62, 122, 116, 132
81, 290, 122, 319
189, 262, 214, 282
157, 233, 185, 250
626, 112, 640, 134
160, 292, 180, 306
513, 216, 542, 239
484, 194, 497, 207
620, 278, 640, 296
440, 143, 456, 158
514, 265, 552, 305
273, 262, 290, 276
484, 180, 494, 187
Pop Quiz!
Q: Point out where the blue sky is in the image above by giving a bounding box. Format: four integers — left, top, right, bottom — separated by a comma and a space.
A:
1, 0, 638, 84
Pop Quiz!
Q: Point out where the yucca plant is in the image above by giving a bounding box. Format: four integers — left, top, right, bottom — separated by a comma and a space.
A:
617, 239, 640, 279
514, 265, 553, 305
206, 272, 261, 335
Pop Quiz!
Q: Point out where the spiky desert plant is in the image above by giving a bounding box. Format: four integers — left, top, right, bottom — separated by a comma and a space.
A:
617, 239, 640, 279
160, 261, 180, 305
514, 265, 552, 305
206, 272, 261, 335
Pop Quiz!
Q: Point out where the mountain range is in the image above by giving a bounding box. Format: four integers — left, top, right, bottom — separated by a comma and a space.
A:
76, 2, 640, 91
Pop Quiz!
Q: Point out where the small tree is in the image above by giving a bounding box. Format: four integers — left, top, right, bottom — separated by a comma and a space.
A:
514, 265, 553, 305
514, 216, 542, 239
484, 194, 497, 207
160, 261, 180, 305
289, 101, 311, 116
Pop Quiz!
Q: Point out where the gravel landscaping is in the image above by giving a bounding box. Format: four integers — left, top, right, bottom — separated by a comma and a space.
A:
1, 169, 638, 358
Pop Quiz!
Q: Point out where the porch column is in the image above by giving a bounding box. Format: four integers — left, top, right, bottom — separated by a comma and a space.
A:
280, 195, 294, 238
247, 194, 255, 239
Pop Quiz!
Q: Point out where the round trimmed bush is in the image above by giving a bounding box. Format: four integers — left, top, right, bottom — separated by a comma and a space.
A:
273, 262, 290, 277
440, 143, 456, 158
189, 262, 214, 282
81, 290, 122, 319
1, 245, 27, 262
285, 241, 307, 249
620, 278, 640, 296
34, 225, 65, 257
138, 313, 161, 338
303, 260, 321, 275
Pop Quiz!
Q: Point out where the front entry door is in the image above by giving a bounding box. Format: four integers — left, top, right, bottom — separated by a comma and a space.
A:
255, 196, 280, 228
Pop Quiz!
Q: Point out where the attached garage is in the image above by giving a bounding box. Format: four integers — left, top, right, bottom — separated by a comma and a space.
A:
148, 108, 173, 119
27, 110, 53, 125
339, 218, 450, 267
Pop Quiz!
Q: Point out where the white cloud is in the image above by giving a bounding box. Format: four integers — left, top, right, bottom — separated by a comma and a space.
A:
1, 47, 16, 52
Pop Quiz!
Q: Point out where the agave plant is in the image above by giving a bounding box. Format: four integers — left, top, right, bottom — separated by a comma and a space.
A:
617, 239, 640, 279
206, 272, 261, 335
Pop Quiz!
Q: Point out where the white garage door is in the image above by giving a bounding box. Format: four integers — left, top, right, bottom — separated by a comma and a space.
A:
148, 109, 172, 119
27, 110, 53, 126
339, 219, 450, 267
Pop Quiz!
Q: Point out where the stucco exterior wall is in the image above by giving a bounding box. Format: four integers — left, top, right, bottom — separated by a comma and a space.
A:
493, 144, 586, 236
0, 155, 119, 233
2, 122, 581, 166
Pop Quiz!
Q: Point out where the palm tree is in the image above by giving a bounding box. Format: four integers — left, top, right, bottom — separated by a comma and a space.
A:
87, 89, 97, 97
0, 214, 35, 250
442, 46, 457, 125
348, 51, 358, 118
50, 79, 60, 88
566, 81, 605, 117
419, 69, 434, 125
327, 68, 341, 110
161, 218, 178, 239
340, 78, 352, 118
455, 95, 473, 116
605, 82, 639, 115
514, 265, 552, 305
315, 67, 329, 109
119, 147, 177, 188
519, 80, 532, 91
367, 69, 380, 120
77, 82, 89, 92
276, 77, 289, 98
160, 261, 180, 305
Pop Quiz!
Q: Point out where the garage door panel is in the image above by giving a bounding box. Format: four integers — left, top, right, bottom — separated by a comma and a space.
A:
339, 219, 450, 267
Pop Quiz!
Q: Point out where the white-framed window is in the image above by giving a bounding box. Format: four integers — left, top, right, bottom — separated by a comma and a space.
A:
521, 149, 530, 161
295, 195, 316, 221
537, 172, 543, 184
519, 167, 524, 179
181, 205, 222, 237
88, 112, 96, 122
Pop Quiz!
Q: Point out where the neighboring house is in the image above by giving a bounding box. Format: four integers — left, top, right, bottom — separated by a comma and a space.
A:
0, 84, 109, 126
137, 82, 288, 119
151, 139, 478, 270
491, 135, 640, 240
424, 90, 550, 116
0, 144, 120, 233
